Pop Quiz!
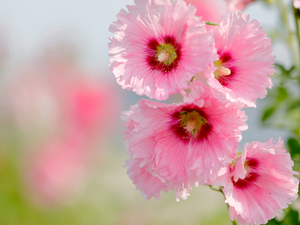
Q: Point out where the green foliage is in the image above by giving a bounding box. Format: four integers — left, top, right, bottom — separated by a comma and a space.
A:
276, 87, 288, 102
261, 85, 289, 122
288, 138, 300, 158
274, 64, 295, 79
261, 63, 300, 141
267, 208, 300, 225
262, 106, 276, 122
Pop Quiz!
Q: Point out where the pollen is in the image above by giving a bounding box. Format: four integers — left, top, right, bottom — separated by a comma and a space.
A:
213, 60, 231, 80
184, 120, 197, 133
156, 43, 177, 66
157, 50, 170, 62
180, 110, 207, 135
217, 66, 231, 76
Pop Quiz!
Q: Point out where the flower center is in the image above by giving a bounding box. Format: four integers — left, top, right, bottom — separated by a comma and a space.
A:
171, 105, 212, 143
147, 36, 181, 73
184, 120, 197, 133
232, 158, 259, 189
213, 60, 231, 80
156, 43, 177, 66
180, 110, 207, 135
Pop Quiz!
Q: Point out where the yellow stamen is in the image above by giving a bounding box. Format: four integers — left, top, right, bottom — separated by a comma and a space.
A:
213, 60, 231, 79
217, 66, 231, 76
156, 43, 177, 65
180, 110, 207, 135
184, 120, 197, 133
157, 50, 170, 62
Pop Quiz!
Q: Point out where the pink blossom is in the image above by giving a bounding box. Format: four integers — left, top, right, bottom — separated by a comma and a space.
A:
211, 138, 299, 225
122, 81, 247, 200
294, 0, 300, 8
225, 0, 254, 11
109, 0, 214, 100
201, 12, 275, 107
56, 75, 120, 138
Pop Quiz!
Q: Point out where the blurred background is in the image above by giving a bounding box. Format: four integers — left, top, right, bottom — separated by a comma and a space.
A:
0, 0, 299, 224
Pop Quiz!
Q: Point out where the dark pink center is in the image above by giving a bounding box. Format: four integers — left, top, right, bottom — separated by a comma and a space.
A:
146, 36, 181, 74
232, 158, 259, 189
217, 52, 236, 87
170, 104, 212, 144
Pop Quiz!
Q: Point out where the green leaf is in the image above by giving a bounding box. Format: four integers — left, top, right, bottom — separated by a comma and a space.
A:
262, 106, 276, 121
267, 208, 300, 225
276, 87, 288, 102
267, 217, 281, 224
287, 138, 300, 157
274, 63, 295, 78
281, 208, 300, 225
288, 101, 300, 111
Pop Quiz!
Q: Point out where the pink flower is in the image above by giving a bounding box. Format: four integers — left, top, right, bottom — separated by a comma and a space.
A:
109, 0, 214, 100
122, 81, 247, 200
294, 0, 300, 8
201, 12, 275, 107
211, 138, 299, 225
57, 76, 120, 138
225, 0, 254, 11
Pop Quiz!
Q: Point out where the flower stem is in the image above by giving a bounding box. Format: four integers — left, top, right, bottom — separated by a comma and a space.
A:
276, 0, 299, 73
205, 21, 219, 26
208, 185, 222, 192
293, 7, 300, 78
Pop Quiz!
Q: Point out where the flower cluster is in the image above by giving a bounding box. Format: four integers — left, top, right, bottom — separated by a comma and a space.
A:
109, 0, 299, 224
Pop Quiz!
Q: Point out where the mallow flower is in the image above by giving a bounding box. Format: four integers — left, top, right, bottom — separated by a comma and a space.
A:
122, 81, 248, 200
201, 11, 275, 107
210, 138, 299, 225
109, 0, 214, 100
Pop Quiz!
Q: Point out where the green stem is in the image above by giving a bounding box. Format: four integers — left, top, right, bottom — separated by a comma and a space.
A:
293, 7, 300, 79
208, 185, 222, 192
276, 0, 299, 73
205, 21, 219, 26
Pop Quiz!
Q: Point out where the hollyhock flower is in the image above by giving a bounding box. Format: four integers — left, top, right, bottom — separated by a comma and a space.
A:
109, 0, 214, 100
122, 81, 247, 200
294, 0, 300, 8
201, 12, 275, 107
225, 0, 254, 11
211, 138, 299, 225
58, 76, 120, 137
